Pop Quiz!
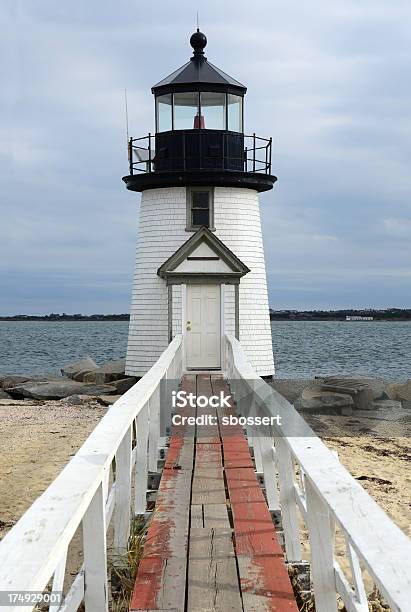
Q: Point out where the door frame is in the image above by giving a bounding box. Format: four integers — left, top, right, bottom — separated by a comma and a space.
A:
182, 283, 225, 371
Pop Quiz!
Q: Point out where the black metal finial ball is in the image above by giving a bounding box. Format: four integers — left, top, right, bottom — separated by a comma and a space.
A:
190, 29, 207, 56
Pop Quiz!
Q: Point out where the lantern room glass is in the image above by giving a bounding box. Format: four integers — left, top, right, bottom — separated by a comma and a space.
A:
156, 94, 172, 132
155, 92, 244, 133
200, 92, 226, 130
174, 92, 200, 130
228, 94, 243, 132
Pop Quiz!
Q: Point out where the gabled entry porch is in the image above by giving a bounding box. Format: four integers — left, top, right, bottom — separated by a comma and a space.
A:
158, 226, 250, 370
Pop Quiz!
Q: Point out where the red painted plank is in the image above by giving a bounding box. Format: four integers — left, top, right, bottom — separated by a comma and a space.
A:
231, 500, 283, 557
225, 467, 265, 503
238, 555, 299, 611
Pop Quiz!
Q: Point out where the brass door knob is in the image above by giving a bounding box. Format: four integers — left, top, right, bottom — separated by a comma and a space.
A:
186, 321, 192, 331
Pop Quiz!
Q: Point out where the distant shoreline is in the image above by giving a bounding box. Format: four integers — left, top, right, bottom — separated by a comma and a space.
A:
0, 315, 130, 322
270, 308, 411, 321
0, 309, 410, 322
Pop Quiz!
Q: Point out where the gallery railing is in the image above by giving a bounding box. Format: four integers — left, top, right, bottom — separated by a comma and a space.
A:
128, 130, 272, 175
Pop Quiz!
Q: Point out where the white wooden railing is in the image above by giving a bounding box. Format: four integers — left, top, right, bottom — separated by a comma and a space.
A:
0, 335, 183, 612
225, 334, 411, 612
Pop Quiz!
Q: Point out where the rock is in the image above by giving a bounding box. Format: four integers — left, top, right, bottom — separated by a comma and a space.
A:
2, 375, 31, 389
71, 369, 96, 382
96, 395, 122, 406
302, 384, 326, 400
110, 377, 137, 395
318, 375, 386, 400
270, 379, 312, 402
61, 394, 99, 406
7, 380, 116, 400
389, 380, 411, 402
83, 358, 127, 384
386, 383, 401, 400
2, 374, 62, 389
0, 389, 12, 399
372, 399, 403, 411
295, 391, 354, 413
61, 356, 98, 380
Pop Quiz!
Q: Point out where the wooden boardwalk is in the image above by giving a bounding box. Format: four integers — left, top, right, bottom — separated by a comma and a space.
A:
130, 373, 298, 612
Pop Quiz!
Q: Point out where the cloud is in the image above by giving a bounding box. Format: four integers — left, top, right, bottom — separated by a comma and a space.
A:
0, 0, 410, 313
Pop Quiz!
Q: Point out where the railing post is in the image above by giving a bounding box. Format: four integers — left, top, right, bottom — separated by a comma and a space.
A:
163, 367, 173, 439
148, 384, 160, 472
305, 477, 338, 612
114, 425, 132, 554
260, 436, 280, 512
83, 483, 108, 611
269, 137, 272, 174
128, 137, 133, 175
148, 132, 152, 172
275, 437, 302, 562
134, 403, 149, 515
253, 133, 256, 172
49, 552, 67, 612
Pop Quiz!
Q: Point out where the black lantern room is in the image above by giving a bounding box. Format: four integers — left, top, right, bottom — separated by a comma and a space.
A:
123, 30, 276, 193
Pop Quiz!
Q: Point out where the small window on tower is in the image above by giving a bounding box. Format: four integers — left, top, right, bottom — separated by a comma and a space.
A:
186, 187, 214, 231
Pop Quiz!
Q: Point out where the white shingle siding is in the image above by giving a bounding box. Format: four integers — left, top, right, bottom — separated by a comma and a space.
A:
126, 186, 274, 377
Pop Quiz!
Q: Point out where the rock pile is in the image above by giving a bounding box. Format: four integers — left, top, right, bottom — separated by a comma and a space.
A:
271, 375, 407, 415
0, 357, 138, 406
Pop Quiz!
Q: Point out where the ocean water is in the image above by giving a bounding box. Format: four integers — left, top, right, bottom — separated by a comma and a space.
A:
271, 321, 411, 381
0, 320, 410, 380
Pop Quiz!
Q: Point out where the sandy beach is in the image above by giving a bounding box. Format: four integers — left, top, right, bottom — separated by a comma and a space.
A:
0, 400, 106, 539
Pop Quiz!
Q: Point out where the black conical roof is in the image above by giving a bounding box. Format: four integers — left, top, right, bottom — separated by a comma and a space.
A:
152, 30, 246, 96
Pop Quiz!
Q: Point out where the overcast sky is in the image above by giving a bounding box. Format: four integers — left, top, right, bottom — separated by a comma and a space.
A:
1, 0, 410, 314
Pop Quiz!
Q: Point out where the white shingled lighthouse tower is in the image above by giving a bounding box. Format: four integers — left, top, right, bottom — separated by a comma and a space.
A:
123, 30, 276, 377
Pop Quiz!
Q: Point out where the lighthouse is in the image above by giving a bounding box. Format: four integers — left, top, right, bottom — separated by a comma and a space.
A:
123, 30, 276, 377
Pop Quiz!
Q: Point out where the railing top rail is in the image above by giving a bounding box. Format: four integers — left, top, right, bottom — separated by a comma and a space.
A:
225, 334, 411, 612
0, 335, 182, 594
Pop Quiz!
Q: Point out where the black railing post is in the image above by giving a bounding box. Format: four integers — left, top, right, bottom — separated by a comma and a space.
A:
245, 146, 248, 172
128, 138, 133, 175
148, 132, 152, 173
253, 133, 256, 172
183, 131, 186, 171
269, 137, 272, 174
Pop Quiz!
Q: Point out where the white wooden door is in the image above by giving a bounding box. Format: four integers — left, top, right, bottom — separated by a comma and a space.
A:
186, 285, 221, 369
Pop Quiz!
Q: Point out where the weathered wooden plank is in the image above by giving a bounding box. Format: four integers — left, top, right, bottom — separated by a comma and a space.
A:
202, 503, 231, 529
195, 443, 223, 468
187, 528, 242, 612
231, 500, 283, 557
189, 528, 234, 559
143, 467, 191, 559
225, 467, 266, 504
164, 436, 194, 470
238, 555, 299, 611
223, 445, 254, 469
191, 466, 226, 505
130, 556, 186, 612
190, 504, 231, 529
190, 504, 204, 528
